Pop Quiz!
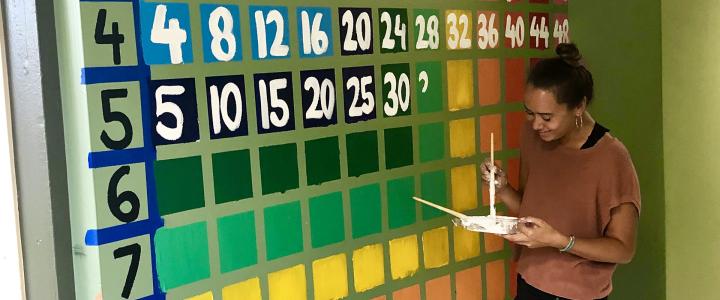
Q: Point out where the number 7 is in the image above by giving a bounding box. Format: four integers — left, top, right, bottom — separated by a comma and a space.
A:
114, 243, 141, 299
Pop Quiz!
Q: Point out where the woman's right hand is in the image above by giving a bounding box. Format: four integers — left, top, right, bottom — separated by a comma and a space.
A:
481, 158, 508, 192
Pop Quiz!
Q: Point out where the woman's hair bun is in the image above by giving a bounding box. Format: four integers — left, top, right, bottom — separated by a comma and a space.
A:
556, 43, 582, 67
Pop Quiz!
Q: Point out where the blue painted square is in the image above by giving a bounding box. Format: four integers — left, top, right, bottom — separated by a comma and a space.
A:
200, 4, 242, 63
149, 78, 200, 145
249, 6, 291, 60
296, 7, 333, 58
140, 2, 193, 65
205, 75, 248, 139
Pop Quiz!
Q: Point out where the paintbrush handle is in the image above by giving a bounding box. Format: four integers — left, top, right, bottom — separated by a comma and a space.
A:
412, 196, 468, 219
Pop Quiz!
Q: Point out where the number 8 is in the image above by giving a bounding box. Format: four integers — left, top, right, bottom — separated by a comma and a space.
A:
208, 7, 236, 61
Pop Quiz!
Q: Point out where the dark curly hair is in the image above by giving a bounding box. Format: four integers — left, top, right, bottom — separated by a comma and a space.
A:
527, 43, 594, 109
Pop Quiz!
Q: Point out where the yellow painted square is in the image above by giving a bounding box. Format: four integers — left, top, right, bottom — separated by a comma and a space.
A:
447, 60, 474, 111
445, 10, 474, 50
268, 264, 307, 300
222, 277, 261, 300
454, 226, 480, 262
353, 243, 386, 292
422, 227, 449, 269
449, 118, 476, 158
313, 254, 349, 300
186, 291, 213, 300
389, 235, 419, 280
451, 164, 478, 212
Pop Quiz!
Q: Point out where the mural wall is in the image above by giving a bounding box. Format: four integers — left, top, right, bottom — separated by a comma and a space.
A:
56, 0, 569, 299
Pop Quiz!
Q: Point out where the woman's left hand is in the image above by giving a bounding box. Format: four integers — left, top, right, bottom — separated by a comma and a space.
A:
502, 216, 567, 249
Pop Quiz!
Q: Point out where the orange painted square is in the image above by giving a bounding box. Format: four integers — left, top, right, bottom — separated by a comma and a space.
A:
507, 158, 520, 190
510, 261, 518, 298
505, 111, 525, 149
505, 58, 526, 103
486, 260, 506, 300
482, 160, 502, 206
478, 59, 500, 105
425, 275, 451, 300
484, 233, 504, 253
456, 266, 483, 300
480, 114, 502, 153
371, 296, 387, 300
393, 284, 421, 300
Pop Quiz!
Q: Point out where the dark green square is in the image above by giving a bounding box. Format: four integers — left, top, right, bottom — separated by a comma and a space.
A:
155, 156, 205, 216
264, 201, 303, 260
384, 126, 414, 169
421, 170, 449, 220
305, 137, 341, 186
379, 9, 409, 53
416, 61, 443, 113
419, 122, 445, 162
217, 211, 257, 273
259, 143, 299, 195
309, 192, 345, 248
346, 131, 379, 177
387, 176, 416, 229
212, 150, 253, 204
382, 63, 412, 117
349, 184, 382, 238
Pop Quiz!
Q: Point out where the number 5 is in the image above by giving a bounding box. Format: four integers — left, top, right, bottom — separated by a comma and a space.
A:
155, 85, 185, 141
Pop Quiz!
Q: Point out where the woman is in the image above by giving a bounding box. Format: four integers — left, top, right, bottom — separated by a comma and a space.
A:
481, 43, 640, 300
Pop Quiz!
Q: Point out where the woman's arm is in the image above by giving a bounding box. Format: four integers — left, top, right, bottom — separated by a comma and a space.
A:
481, 156, 527, 215
504, 203, 639, 264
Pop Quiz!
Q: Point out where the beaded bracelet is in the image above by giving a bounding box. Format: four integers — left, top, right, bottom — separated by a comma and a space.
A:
559, 235, 576, 252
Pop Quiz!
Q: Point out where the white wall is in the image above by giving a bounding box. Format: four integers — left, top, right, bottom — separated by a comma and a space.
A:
0, 2, 25, 298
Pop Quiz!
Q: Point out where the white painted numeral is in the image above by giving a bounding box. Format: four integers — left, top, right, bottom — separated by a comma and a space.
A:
530, 16, 549, 48
477, 12, 498, 49
258, 79, 290, 129
304, 77, 335, 120
254, 10, 289, 58
150, 5, 188, 64
415, 15, 439, 49
208, 7, 236, 61
381, 12, 407, 50
341, 10, 372, 52
553, 19, 570, 44
155, 85, 185, 140
447, 13, 471, 49
210, 83, 243, 134
505, 15, 525, 48
418, 71, 429, 94
301, 11, 329, 55
383, 72, 410, 117
347, 76, 374, 117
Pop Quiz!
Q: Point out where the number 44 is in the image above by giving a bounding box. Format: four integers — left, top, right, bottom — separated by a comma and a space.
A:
530, 16, 549, 49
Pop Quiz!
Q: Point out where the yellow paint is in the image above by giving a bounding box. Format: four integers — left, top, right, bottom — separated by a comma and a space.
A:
312, 253, 349, 300
389, 235, 419, 280
268, 264, 307, 300
422, 227, 449, 268
185, 291, 213, 300
450, 164, 478, 212
454, 226, 480, 261
222, 277, 261, 300
447, 59, 474, 111
449, 118, 476, 158
352, 243, 386, 292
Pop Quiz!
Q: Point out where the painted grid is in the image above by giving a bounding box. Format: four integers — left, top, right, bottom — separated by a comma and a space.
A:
63, 0, 569, 299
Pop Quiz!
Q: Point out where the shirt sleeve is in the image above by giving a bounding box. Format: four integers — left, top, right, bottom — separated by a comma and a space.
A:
598, 141, 641, 233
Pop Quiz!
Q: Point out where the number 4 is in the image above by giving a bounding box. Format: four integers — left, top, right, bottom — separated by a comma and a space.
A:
95, 9, 125, 65
150, 5, 188, 64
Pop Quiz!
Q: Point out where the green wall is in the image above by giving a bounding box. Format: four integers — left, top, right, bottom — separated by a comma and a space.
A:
662, 0, 720, 298
570, 1, 666, 299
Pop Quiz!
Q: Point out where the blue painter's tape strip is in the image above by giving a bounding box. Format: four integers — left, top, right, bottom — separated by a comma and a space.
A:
81, 65, 149, 85
88, 147, 148, 169
79, 0, 133, 2
84, 218, 164, 246
139, 292, 167, 300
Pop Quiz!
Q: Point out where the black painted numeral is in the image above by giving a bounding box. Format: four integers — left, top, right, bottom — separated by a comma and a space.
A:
100, 89, 132, 150
108, 166, 140, 223
95, 9, 125, 65
113, 243, 141, 299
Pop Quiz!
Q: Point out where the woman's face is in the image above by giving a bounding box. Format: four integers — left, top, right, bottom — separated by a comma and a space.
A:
523, 85, 581, 142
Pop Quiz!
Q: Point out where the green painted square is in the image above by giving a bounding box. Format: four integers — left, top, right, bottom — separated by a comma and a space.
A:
349, 184, 382, 238
346, 131, 379, 177
379, 9, 409, 53
264, 201, 303, 260
309, 192, 345, 248
416, 61, 443, 113
384, 126, 414, 169
217, 211, 257, 273
387, 176, 416, 229
155, 222, 210, 291
212, 149, 253, 204
419, 122, 445, 162
155, 156, 205, 216
259, 143, 299, 195
382, 63, 412, 117
305, 137, 341, 186
421, 170, 449, 220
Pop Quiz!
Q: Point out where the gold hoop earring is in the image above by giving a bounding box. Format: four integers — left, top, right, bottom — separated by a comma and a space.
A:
575, 116, 583, 128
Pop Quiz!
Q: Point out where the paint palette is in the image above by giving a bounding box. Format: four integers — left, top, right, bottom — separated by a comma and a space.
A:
59, 1, 568, 299
453, 216, 519, 235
